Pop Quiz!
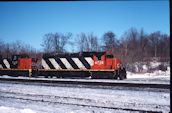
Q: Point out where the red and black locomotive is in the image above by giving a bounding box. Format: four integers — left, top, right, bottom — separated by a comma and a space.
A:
0, 51, 127, 80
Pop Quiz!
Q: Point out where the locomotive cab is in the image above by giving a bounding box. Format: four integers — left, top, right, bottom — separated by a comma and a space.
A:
12, 54, 37, 69
91, 51, 126, 79
91, 51, 121, 70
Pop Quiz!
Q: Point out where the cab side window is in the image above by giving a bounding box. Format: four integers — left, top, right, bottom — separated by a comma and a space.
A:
106, 55, 113, 58
97, 56, 102, 60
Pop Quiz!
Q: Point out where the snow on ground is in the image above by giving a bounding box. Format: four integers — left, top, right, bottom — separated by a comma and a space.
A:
128, 66, 170, 78
150, 62, 162, 68
125, 66, 170, 84
0, 64, 170, 113
0, 79, 170, 113
0, 106, 36, 113
0, 66, 170, 84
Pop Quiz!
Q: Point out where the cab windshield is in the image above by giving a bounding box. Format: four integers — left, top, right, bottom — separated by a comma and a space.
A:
106, 55, 113, 58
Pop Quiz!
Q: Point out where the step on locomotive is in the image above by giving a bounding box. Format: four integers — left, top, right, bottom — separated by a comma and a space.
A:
0, 51, 127, 80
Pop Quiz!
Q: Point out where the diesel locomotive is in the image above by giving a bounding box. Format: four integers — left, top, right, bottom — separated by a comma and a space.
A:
0, 51, 127, 80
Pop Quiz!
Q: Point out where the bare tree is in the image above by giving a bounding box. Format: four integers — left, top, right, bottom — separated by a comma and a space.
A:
77, 33, 87, 52
102, 31, 117, 51
53, 32, 72, 53
41, 32, 72, 54
157, 34, 170, 61
9, 40, 37, 57
149, 31, 161, 58
41, 33, 54, 53
0, 39, 4, 55
77, 32, 99, 52
3, 43, 11, 58
119, 33, 130, 63
137, 28, 149, 61
0, 39, 38, 59
87, 33, 99, 52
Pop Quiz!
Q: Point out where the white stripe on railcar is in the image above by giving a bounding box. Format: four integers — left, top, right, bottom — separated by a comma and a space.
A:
72, 58, 86, 69
3, 59, 10, 69
42, 59, 50, 69
49, 58, 62, 69
0, 64, 3, 68
84, 57, 94, 66
60, 58, 73, 69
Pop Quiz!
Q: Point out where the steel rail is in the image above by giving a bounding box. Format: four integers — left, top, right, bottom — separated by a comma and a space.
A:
0, 77, 170, 89
0, 90, 168, 110
0, 93, 163, 113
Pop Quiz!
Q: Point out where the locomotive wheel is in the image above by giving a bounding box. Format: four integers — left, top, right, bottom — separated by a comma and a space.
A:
119, 68, 127, 80
113, 76, 118, 79
90, 73, 96, 79
113, 70, 119, 79
119, 74, 125, 80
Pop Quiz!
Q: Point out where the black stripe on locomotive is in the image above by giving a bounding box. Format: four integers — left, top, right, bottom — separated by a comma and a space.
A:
42, 51, 106, 69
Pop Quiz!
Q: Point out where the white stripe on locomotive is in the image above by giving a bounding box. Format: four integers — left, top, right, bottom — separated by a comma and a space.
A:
0, 64, 3, 68
60, 58, 73, 69
3, 59, 10, 69
42, 59, 50, 69
72, 58, 86, 69
49, 58, 62, 69
84, 57, 94, 66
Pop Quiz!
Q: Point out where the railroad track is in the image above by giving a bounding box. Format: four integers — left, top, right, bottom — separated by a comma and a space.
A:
0, 91, 164, 113
0, 77, 170, 89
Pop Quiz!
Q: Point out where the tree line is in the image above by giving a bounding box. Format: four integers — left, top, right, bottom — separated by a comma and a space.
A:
0, 40, 38, 58
0, 27, 170, 63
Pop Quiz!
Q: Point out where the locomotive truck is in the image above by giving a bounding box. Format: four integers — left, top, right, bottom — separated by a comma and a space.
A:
0, 51, 127, 80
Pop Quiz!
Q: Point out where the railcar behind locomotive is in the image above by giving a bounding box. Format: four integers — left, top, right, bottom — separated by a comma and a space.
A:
0, 51, 127, 80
